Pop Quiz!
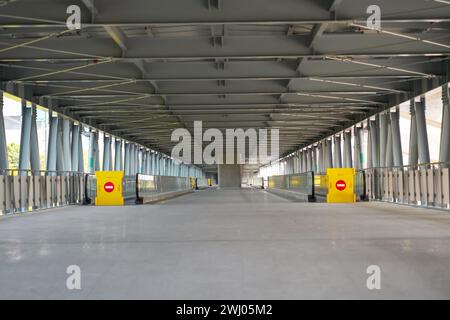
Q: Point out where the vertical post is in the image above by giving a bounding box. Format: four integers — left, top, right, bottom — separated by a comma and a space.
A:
415, 96, 430, 164
439, 85, 450, 164
301, 150, 307, 173
163, 157, 167, 175
367, 122, 372, 168
343, 131, 353, 168
142, 151, 147, 174
124, 143, 130, 175
47, 117, 58, 172
129, 144, 135, 175
30, 104, 40, 171
150, 152, 155, 174
353, 127, 363, 170
306, 148, 312, 172
135, 145, 139, 174
103, 135, 112, 171
94, 132, 100, 171
312, 146, 317, 173
409, 100, 419, 166
78, 128, 84, 172
114, 139, 122, 171
56, 116, 65, 171
293, 153, 297, 174
385, 115, 394, 167
379, 113, 388, 167
370, 120, 379, 168
18, 101, 32, 171
318, 142, 324, 173
146, 151, 151, 174
156, 154, 161, 175
0, 91, 8, 170
71, 125, 80, 172
62, 119, 71, 171
325, 139, 333, 170
391, 110, 404, 167
90, 131, 100, 172
334, 135, 342, 168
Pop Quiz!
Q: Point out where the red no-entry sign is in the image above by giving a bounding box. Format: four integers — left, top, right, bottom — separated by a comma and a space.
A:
104, 181, 115, 193
335, 180, 347, 191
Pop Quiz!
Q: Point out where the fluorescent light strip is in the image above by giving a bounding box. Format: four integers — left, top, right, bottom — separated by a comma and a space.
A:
295, 91, 380, 104
434, 0, 450, 4
308, 77, 405, 93
351, 23, 450, 50
326, 56, 433, 77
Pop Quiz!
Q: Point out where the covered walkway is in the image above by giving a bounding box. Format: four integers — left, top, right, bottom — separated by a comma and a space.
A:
1, 188, 450, 299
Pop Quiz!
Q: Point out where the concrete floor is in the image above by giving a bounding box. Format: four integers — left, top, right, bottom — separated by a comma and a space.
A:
1, 188, 450, 299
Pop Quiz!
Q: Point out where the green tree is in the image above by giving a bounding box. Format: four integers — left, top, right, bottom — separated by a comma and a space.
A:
7, 142, 20, 169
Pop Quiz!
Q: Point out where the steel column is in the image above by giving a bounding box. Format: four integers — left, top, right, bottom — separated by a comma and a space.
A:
311, 146, 317, 173
47, 117, 58, 172
114, 139, 122, 171
0, 92, 8, 170
55, 116, 65, 171
353, 127, 363, 170
124, 143, 130, 175
29, 104, 40, 172
129, 144, 135, 175
439, 85, 450, 164
318, 142, 324, 173
62, 119, 71, 171
367, 123, 373, 169
78, 129, 84, 172
370, 120, 379, 168
103, 135, 112, 171
334, 136, 342, 168
150, 152, 155, 174
306, 148, 311, 172
343, 131, 352, 168
18, 102, 32, 171
385, 116, 394, 167
325, 139, 333, 170
379, 113, 389, 167
142, 150, 147, 174
415, 97, 430, 164
391, 110, 404, 167
160, 156, 164, 175
135, 146, 139, 174
71, 124, 80, 172
147, 151, 151, 174
88, 131, 99, 173
409, 101, 419, 166
302, 150, 307, 173
156, 154, 160, 175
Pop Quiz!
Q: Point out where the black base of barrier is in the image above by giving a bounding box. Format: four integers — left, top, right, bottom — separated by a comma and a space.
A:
359, 194, 368, 201
308, 195, 317, 203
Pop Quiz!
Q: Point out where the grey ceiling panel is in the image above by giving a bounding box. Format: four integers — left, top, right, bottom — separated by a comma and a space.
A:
0, 0, 449, 163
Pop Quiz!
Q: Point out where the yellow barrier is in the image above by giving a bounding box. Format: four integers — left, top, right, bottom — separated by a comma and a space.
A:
208, 178, 212, 187
95, 171, 124, 206
326, 168, 356, 203
190, 177, 197, 189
